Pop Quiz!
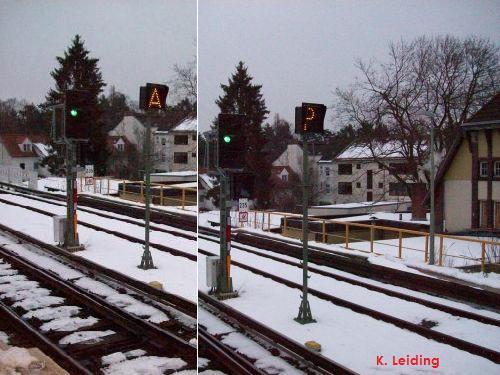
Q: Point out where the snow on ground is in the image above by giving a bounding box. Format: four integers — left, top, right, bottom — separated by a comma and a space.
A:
0, 201, 196, 302
1, 193, 196, 256
198, 252, 499, 374
0, 347, 42, 373
199, 237, 500, 351
199, 210, 499, 289
59, 330, 115, 345
0, 332, 8, 344
102, 354, 187, 375
199, 307, 303, 374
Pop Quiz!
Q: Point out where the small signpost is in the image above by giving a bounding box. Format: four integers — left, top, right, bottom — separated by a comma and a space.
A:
238, 198, 248, 223
84, 165, 94, 186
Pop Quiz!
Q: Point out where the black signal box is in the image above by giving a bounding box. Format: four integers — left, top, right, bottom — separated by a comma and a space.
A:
218, 113, 247, 169
295, 102, 326, 134
140, 83, 169, 110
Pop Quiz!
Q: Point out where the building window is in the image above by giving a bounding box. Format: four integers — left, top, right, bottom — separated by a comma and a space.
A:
117, 143, 124, 151
389, 163, 407, 175
378, 182, 383, 189
356, 182, 361, 188
161, 138, 166, 145
174, 152, 188, 164
479, 200, 488, 228
389, 182, 407, 196
192, 152, 196, 158
338, 182, 352, 195
281, 174, 288, 182
174, 135, 189, 145
192, 134, 196, 141
326, 184, 331, 193
338, 164, 352, 175
325, 167, 330, 176
356, 163, 361, 169
479, 161, 488, 177
161, 153, 166, 162
20, 163, 25, 170
23, 143, 31, 152
494, 161, 500, 177
34, 162, 39, 170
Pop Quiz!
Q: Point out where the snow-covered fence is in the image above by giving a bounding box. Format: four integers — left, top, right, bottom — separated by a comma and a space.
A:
0, 166, 37, 189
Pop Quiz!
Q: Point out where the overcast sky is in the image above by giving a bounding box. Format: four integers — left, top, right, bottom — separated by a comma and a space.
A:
0, 0, 196, 106
199, 0, 499, 131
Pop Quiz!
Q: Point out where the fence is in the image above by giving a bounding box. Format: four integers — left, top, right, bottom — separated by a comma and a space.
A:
119, 181, 197, 210
230, 210, 499, 272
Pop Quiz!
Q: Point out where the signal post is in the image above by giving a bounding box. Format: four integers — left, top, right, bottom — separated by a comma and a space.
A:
138, 83, 169, 270
294, 102, 326, 324
214, 113, 248, 299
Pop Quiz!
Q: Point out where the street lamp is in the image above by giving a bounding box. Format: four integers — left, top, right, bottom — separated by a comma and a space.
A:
418, 110, 436, 265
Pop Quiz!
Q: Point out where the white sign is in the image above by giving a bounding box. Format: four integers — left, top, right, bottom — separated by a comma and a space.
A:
238, 211, 248, 223
84, 164, 94, 178
238, 198, 249, 213
84, 177, 94, 186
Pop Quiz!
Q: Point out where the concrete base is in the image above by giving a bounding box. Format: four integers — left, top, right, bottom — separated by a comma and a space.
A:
215, 291, 239, 300
0, 342, 69, 374
64, 245, 85, 252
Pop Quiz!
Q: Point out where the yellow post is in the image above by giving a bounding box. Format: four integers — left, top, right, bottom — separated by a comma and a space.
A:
439, 236, 444, 266
424, 235, 429, 263
182, 188, 186, 210
481, 242, 486, 273
370, 226, 374, 253
267, 212, 271, 231
398, 231, 403, 258
107, 178, 110, 195
93, 179, 96, 193
140, 182, 144, 199
123, 180, 126, 194
160, 186, 164, 205
283, 214, 287, 235
254, 211, 257, 229
345, 224, 350, 249
322, 220, 326, 243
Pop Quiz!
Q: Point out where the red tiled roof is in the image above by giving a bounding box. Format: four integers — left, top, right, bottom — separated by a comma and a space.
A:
0, 134, 47, 158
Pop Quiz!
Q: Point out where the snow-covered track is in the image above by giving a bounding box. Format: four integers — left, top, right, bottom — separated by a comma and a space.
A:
0, 221, 196, 318
199, 247, 500, 364
199, 291, 357, 375
0, 196, 197, 261
200, 226, 499, 310
0, 245, 196, 374
199, 230, 500, 327
0, 181, 196, 232
0, 188, 196, 241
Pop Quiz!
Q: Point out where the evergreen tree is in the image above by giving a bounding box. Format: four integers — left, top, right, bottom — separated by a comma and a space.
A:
215, 62, 271, 207
45, 34, 108, 173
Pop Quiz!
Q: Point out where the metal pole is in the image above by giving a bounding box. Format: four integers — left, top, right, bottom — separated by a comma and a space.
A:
295, 138, 315, 324
139, 121, 155, 269
216, 170, 234, 295
65, 141, 74, 247
429, 122, 435, 265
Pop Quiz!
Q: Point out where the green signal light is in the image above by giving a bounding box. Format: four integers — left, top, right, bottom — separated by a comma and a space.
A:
223, 135, 232, 143
70, 109, 78, 117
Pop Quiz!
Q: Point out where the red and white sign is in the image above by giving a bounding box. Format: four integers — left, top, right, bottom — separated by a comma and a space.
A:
238, 211, 248, 222
84, 177, 94, 186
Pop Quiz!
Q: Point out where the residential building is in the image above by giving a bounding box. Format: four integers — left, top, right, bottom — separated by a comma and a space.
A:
433, 93, 500, 233
108, 114, 153, 147
0, 134, 50, 176
317, 143, 410, 205
153, 117, 197, 172
106, 135, 136, 178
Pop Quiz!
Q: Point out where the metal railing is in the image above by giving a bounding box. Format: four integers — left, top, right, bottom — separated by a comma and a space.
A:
230, 210, 499, 272
119, 181, 196, 209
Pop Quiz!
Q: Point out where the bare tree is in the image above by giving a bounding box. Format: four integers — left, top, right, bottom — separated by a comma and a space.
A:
171, 58, 197, 104
334, 35, 499, 197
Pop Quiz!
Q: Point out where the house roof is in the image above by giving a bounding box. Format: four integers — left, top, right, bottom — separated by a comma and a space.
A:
336, 141, 408, 160
106, 135, 134, 153
271, 165, 293, 175
0, 134, 48, 158
172, 117, 196, 132
462, 92, 500, 127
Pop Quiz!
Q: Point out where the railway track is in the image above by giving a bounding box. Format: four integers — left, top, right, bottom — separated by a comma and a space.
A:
0, 181, 197, 232
199, 291, 357, 374
0, 196, 197, 262
198, 246, 500, 364
0, 244, 196, 374
199, 226, 500, 310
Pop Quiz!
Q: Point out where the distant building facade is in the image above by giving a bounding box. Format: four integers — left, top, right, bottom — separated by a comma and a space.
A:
0, 134, 50, 177
433, 93, 500, 233
317, 143, 410, 205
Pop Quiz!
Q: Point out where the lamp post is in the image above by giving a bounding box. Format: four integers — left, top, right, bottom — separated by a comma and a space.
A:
418, 110, 436, 265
